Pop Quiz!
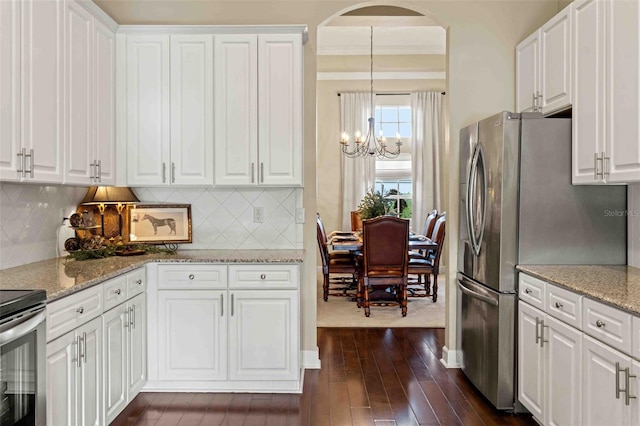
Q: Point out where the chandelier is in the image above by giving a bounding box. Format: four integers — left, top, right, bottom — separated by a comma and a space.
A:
340, 26, 402, 159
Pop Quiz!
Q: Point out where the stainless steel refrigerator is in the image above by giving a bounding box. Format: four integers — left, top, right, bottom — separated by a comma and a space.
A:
457, 111, 627, 410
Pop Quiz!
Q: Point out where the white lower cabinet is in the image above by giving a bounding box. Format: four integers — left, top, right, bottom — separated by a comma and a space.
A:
147, 263, 301, 392
518, 301, 545, 420
46, 316, 102, 426
583, 335, 636, 425
103, 293, 147, 424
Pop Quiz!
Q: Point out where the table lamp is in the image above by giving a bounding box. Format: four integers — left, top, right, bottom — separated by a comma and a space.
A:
81, 186, 140, 236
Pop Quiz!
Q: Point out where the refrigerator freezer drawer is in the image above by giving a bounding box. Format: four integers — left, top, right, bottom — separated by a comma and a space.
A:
458, 273, 516, 410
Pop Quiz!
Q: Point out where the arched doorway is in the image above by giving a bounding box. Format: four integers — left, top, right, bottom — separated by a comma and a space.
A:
315, 3, 449, 327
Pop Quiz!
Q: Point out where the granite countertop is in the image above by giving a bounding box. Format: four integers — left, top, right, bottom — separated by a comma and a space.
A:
0, 249, 305, 302
517, 264, 640, 315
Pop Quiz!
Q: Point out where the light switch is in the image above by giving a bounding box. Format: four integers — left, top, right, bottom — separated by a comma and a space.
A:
254, 207, 264, 223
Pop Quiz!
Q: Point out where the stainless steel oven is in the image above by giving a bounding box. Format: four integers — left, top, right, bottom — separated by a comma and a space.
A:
0, 290, 46, 426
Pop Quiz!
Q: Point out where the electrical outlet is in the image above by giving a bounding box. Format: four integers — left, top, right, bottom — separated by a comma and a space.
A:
296, 207, 305, 224
254, 207, 264, 223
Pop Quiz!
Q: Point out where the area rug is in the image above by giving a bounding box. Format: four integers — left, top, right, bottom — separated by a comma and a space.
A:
316, 273, 446, 328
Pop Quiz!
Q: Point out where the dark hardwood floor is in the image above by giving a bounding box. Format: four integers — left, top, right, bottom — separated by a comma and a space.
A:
112, 328, 536, 425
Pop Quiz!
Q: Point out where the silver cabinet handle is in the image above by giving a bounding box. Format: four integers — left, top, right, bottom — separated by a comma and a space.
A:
221, 294, 224, 317
603, 152, 610, 177
115, 289, 121, 295
535, 317, 541, 345
531, 93, 537, 111
260, 274, 266, 280
524, 288, 532, 294
136, 279, 143, 285
17, 149, 25, 177
595, 153, 604, 179
82, 332, 87, 363
77, 334, 84, 367
188, 274, 195, 280
130, 305, 135, 329
124, 307, 130, 328
71, 338, 79, 366
76, 307, 84, 314
251, 162, 255, 183
89, 161, 95, 182
231, 293, 234, 316
162, 162, 166, 183
555, 301, 563, 309
25, 149, 33, 178
96, 160, 101, 182
171, 162, 176, 183
540, 319, 548, 347
260, 162, 264, 183
596, 320, 606, 328
535, 91, 542, 112
615, 362, 636, 405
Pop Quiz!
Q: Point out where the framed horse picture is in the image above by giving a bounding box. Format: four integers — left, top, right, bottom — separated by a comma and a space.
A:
128, 204, 192, 244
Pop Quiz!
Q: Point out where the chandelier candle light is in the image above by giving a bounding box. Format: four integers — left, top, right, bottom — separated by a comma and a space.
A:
340, 26, 402, 159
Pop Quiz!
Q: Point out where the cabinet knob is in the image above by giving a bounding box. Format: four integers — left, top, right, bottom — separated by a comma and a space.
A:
524, 288, 532, 294
260, 274, 266, 280
596, 320, 606, 328
136, 279, 142, 285
189, 274, 195, 280
554, 301, 563, 309
76, 307, 84, 314
115, 289, 121, 295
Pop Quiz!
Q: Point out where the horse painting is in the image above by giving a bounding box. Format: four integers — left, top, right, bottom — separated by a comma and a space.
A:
142, 214, 177, 235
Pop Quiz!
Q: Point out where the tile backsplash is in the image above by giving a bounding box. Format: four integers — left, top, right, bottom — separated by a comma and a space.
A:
0, 183, 87, 270
629, 184, 640, 267
0, 184, 303, 270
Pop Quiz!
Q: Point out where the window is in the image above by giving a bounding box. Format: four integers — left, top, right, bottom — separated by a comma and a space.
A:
375, 106, 411, 139
375, 179, 412, 219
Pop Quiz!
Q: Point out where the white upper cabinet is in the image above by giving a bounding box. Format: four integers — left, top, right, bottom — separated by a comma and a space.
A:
516, 6, 571, 115
126, 34, 214, 186
572, 0, 640, 184
64, 0, 116, 186
0, 0, 64, 182
214, 33, 303, 186
126, 34, 171, 185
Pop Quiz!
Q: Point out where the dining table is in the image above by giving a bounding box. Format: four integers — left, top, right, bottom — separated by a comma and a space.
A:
327, 231, 438, 252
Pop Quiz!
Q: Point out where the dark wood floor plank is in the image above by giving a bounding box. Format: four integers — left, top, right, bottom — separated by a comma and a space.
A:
116, 328, 536, 426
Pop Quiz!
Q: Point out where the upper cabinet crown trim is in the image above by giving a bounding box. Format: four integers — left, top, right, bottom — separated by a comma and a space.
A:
117, 25, 309, 43
76, 0, 119, 32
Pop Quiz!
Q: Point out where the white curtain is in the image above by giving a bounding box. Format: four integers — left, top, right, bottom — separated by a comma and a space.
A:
411, 92, 443, 234
340, 92, 376, 230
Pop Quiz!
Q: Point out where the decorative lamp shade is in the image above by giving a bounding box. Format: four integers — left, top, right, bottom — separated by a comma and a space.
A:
81, 186, 140, 205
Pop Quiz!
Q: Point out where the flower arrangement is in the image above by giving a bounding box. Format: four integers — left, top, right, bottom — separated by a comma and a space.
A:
357, 190, 388, 220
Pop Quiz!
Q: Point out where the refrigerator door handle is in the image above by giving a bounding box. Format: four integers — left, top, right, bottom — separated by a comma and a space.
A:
467, 144, 487, 257
466, 145, 479, 255
457, 279, 498, 306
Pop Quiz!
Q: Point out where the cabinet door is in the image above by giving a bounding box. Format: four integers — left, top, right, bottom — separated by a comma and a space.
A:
158, 290, 227, 381
127, 293, 147, 399
93, 19, 116, 185
572, 0, 605, 184
64, 0, 93, 185
515, 31, 539, 113
169, 35, 214, 185
103, 305, 127, 425
214, 35, 258, 186
76, 316, 102, 426
605, 0, 640, 183
46, 331, 77, 426
126, 34, 170, 185
633, 360, 640, 426
0, 0, 21, 181
517, 301, 545, 421
258, 34, 303, 186
546, 316, 582, 426
540, 7, 572, 114
583, 335, 634, 425
229, 290, 299, 381
21, 0, 64, 182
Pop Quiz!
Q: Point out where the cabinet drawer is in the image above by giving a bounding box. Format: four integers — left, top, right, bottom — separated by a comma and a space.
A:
104, 274, 128, 311
546, 283, 582, 329
583, 298, 632, 355
47, 284, 103, 342
519, 273, 546, 310
158, 264, 227, 289
127, 267, 146, 297
228, 265, 299, 289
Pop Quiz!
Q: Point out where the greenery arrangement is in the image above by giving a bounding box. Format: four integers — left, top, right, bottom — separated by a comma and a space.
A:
67, 243, 177, 261
357, 190, 388, 220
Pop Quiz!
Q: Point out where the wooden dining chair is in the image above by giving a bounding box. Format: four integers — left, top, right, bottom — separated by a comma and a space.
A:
408, 214, 446, 302
350, 210, 363, 233
316, 214, 358, 301
358, 216, 410, 317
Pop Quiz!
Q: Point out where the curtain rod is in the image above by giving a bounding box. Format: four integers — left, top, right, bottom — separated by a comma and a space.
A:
337, 91, 446, 96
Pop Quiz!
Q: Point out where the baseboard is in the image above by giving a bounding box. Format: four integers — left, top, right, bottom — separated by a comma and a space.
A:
440, 346, 463, 368
302, 348, 321, 369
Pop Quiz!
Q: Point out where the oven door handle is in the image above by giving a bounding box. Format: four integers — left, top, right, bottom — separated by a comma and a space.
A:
0, 308, 46, 345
